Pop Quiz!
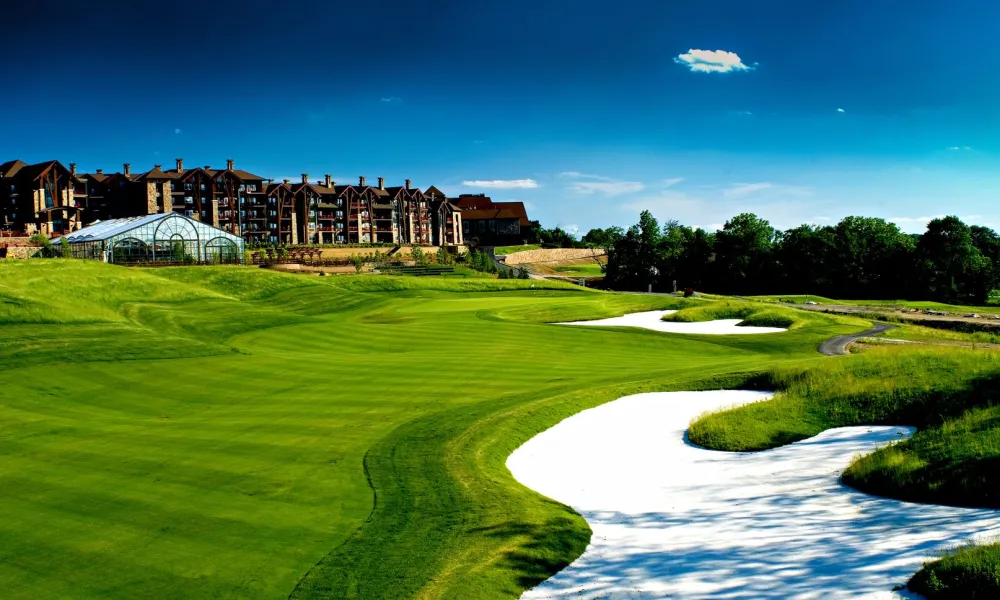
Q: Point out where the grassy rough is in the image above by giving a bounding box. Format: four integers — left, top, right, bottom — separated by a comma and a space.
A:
909, 544, 1000, 598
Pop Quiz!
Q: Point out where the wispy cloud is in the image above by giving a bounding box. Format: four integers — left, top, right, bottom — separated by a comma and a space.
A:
560, 224, 580, 236
724, 182, 774, 198
570, 181, 644, 196
674, 49, 753, 73
380, 96, 401, 103
174, 128, 182, 134
559, 171, 613, 181
947, 146, 973, 151
662, 177, 685, 188
723, 182, 813, 199
461, 179, 539, 189
836, 108, 846, 113
560, 171, 644, 195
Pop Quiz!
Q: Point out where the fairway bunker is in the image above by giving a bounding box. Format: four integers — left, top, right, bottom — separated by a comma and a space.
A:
556, 310, 786, 335
508, 390, 1000, 599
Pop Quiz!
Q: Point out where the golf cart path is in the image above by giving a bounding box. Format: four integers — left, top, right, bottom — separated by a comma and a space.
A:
508, 390, 1000, 599
819, 322, 898, 356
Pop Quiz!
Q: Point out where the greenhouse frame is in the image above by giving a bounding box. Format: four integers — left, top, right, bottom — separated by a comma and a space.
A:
60, 213, 244, 264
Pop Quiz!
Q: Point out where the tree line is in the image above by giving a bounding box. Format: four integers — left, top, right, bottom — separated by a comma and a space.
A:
598, 211, 1000, 304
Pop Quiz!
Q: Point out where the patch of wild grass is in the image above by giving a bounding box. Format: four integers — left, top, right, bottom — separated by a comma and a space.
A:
662, 301, 799, 329
909, 543, 1000, 598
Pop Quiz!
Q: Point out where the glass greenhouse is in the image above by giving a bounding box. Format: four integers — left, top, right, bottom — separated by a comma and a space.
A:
60, 213, 244, 264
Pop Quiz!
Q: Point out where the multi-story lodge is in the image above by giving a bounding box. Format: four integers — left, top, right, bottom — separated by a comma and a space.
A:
1, 157, 531, 248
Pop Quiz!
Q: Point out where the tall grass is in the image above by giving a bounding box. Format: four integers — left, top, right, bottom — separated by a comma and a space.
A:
662, 301, 800, 328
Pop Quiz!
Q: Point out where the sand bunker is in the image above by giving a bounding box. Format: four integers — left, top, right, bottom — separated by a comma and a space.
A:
508, 390, 1000, 599
556, 310, 786, 335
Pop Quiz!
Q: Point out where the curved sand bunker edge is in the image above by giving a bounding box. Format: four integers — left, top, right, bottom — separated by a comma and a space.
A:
507, 390, 1000, 599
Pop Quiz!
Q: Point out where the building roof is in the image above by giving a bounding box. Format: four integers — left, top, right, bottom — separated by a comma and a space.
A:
0, 160, 28, 178
60, 212, 241, 244
460, 208, 525, 221
9, 160, 64, 182
139, 166, 177, 180
424, 185, 446, 199
495, 201, 531, 226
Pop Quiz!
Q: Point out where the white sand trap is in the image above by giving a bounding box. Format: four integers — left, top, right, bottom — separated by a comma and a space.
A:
556, 310, 786, 335
508, 390, 1000, 599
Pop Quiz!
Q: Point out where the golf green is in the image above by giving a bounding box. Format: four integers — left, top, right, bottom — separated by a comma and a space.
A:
0, 261, 861, 599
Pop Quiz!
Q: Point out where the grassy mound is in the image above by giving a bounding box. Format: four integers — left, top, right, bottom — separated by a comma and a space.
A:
661, 301, 801, 329
909, 544, 1000, 598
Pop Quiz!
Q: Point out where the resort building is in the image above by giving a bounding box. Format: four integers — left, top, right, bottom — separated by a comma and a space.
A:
451, 194, 530, 245
0, 160, 83, 236
1, 156, 528, 248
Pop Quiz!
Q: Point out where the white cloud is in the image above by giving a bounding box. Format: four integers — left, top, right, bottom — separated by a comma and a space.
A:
724, 182, 774, 198
723, 182, 813, 199
674, 49, 752, 73
736, 110, 753, 116
380, 96, 401, 103
836, 108, 846, 113
560, 171, 645, 195
813, 216, 832, 222
473, 140, 485, 144
662, 177, 685, 188
570, 181, 645, 196
559, 171, 613, 181
461, 179, 539, 189
560, 224, 580, 236
174, 128, 182, 134
947, 146, 973, 151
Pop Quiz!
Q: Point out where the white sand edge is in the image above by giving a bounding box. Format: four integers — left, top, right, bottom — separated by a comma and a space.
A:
556, 310, 786, 335
507, 390, 1000, 599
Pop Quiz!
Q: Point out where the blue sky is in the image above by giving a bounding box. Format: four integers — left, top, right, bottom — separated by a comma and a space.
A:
3, 0, 1000, 234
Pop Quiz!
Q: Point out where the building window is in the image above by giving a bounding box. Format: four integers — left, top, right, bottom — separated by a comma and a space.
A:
184, 183, 192, 191
201, 210, 207, 218
201, 184, 206, 191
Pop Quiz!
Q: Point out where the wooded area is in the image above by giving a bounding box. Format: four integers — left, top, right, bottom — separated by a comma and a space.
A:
599, 212, 1000, 304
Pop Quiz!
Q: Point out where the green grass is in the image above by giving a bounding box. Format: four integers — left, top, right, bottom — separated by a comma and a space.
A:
551, 263, 605, 277
753, 294, 1000, 314
1, 260, 994, 599
661, 301, 803, 329
494, 244, 541, 255
909, 543, 1000, 598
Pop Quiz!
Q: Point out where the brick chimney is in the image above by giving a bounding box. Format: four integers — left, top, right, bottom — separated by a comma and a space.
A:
301, 173, 309, 184
123, 163, 131, 176
69, 163, 77, 176
268, 178, 274, 184
96, 169, 103, 175
359, 176, 366, 186
175, 158, 184, 172
405, 179, 411, 190
325, 174, 332, 188
226, 159, 234, 171
203, 165, 211, 170
283, 179, 291, 184
378, 176, 385, 190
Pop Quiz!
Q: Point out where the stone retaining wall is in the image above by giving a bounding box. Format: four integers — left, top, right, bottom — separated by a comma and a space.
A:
503, 248, 605, 265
